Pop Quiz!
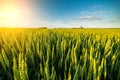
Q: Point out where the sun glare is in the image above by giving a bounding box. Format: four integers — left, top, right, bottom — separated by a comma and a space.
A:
0, 0, 33, 27
0, 2, 20, 20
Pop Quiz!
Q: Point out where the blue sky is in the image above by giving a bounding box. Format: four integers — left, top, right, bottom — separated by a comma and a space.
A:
0, 0, 120, 28
33, 0, 120, 28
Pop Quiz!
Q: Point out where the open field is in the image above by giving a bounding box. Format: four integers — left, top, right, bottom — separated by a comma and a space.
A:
0, 28, 120, 80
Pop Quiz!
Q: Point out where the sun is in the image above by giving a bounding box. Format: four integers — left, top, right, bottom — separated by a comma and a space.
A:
0, 0, 34, 27
0, 1, 22, 27
0, 2, 20, 20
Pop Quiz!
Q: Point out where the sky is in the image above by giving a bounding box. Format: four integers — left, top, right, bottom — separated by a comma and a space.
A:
0, 0, 120, 28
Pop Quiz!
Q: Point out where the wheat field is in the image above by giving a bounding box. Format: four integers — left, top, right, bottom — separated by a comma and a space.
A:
0, 28, 120, 80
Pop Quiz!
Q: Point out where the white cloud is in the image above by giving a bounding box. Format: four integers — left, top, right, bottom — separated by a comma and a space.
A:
108, 20, 117, 23
80, 11, 89, 14
71, 16, 102, 21
80, 11, 103, 15
92, 5, 103, 9
81, 16, 101, 20
93, 11, 103, 15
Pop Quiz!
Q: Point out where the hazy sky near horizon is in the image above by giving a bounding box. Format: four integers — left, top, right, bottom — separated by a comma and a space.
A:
0, 0, 120, 28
